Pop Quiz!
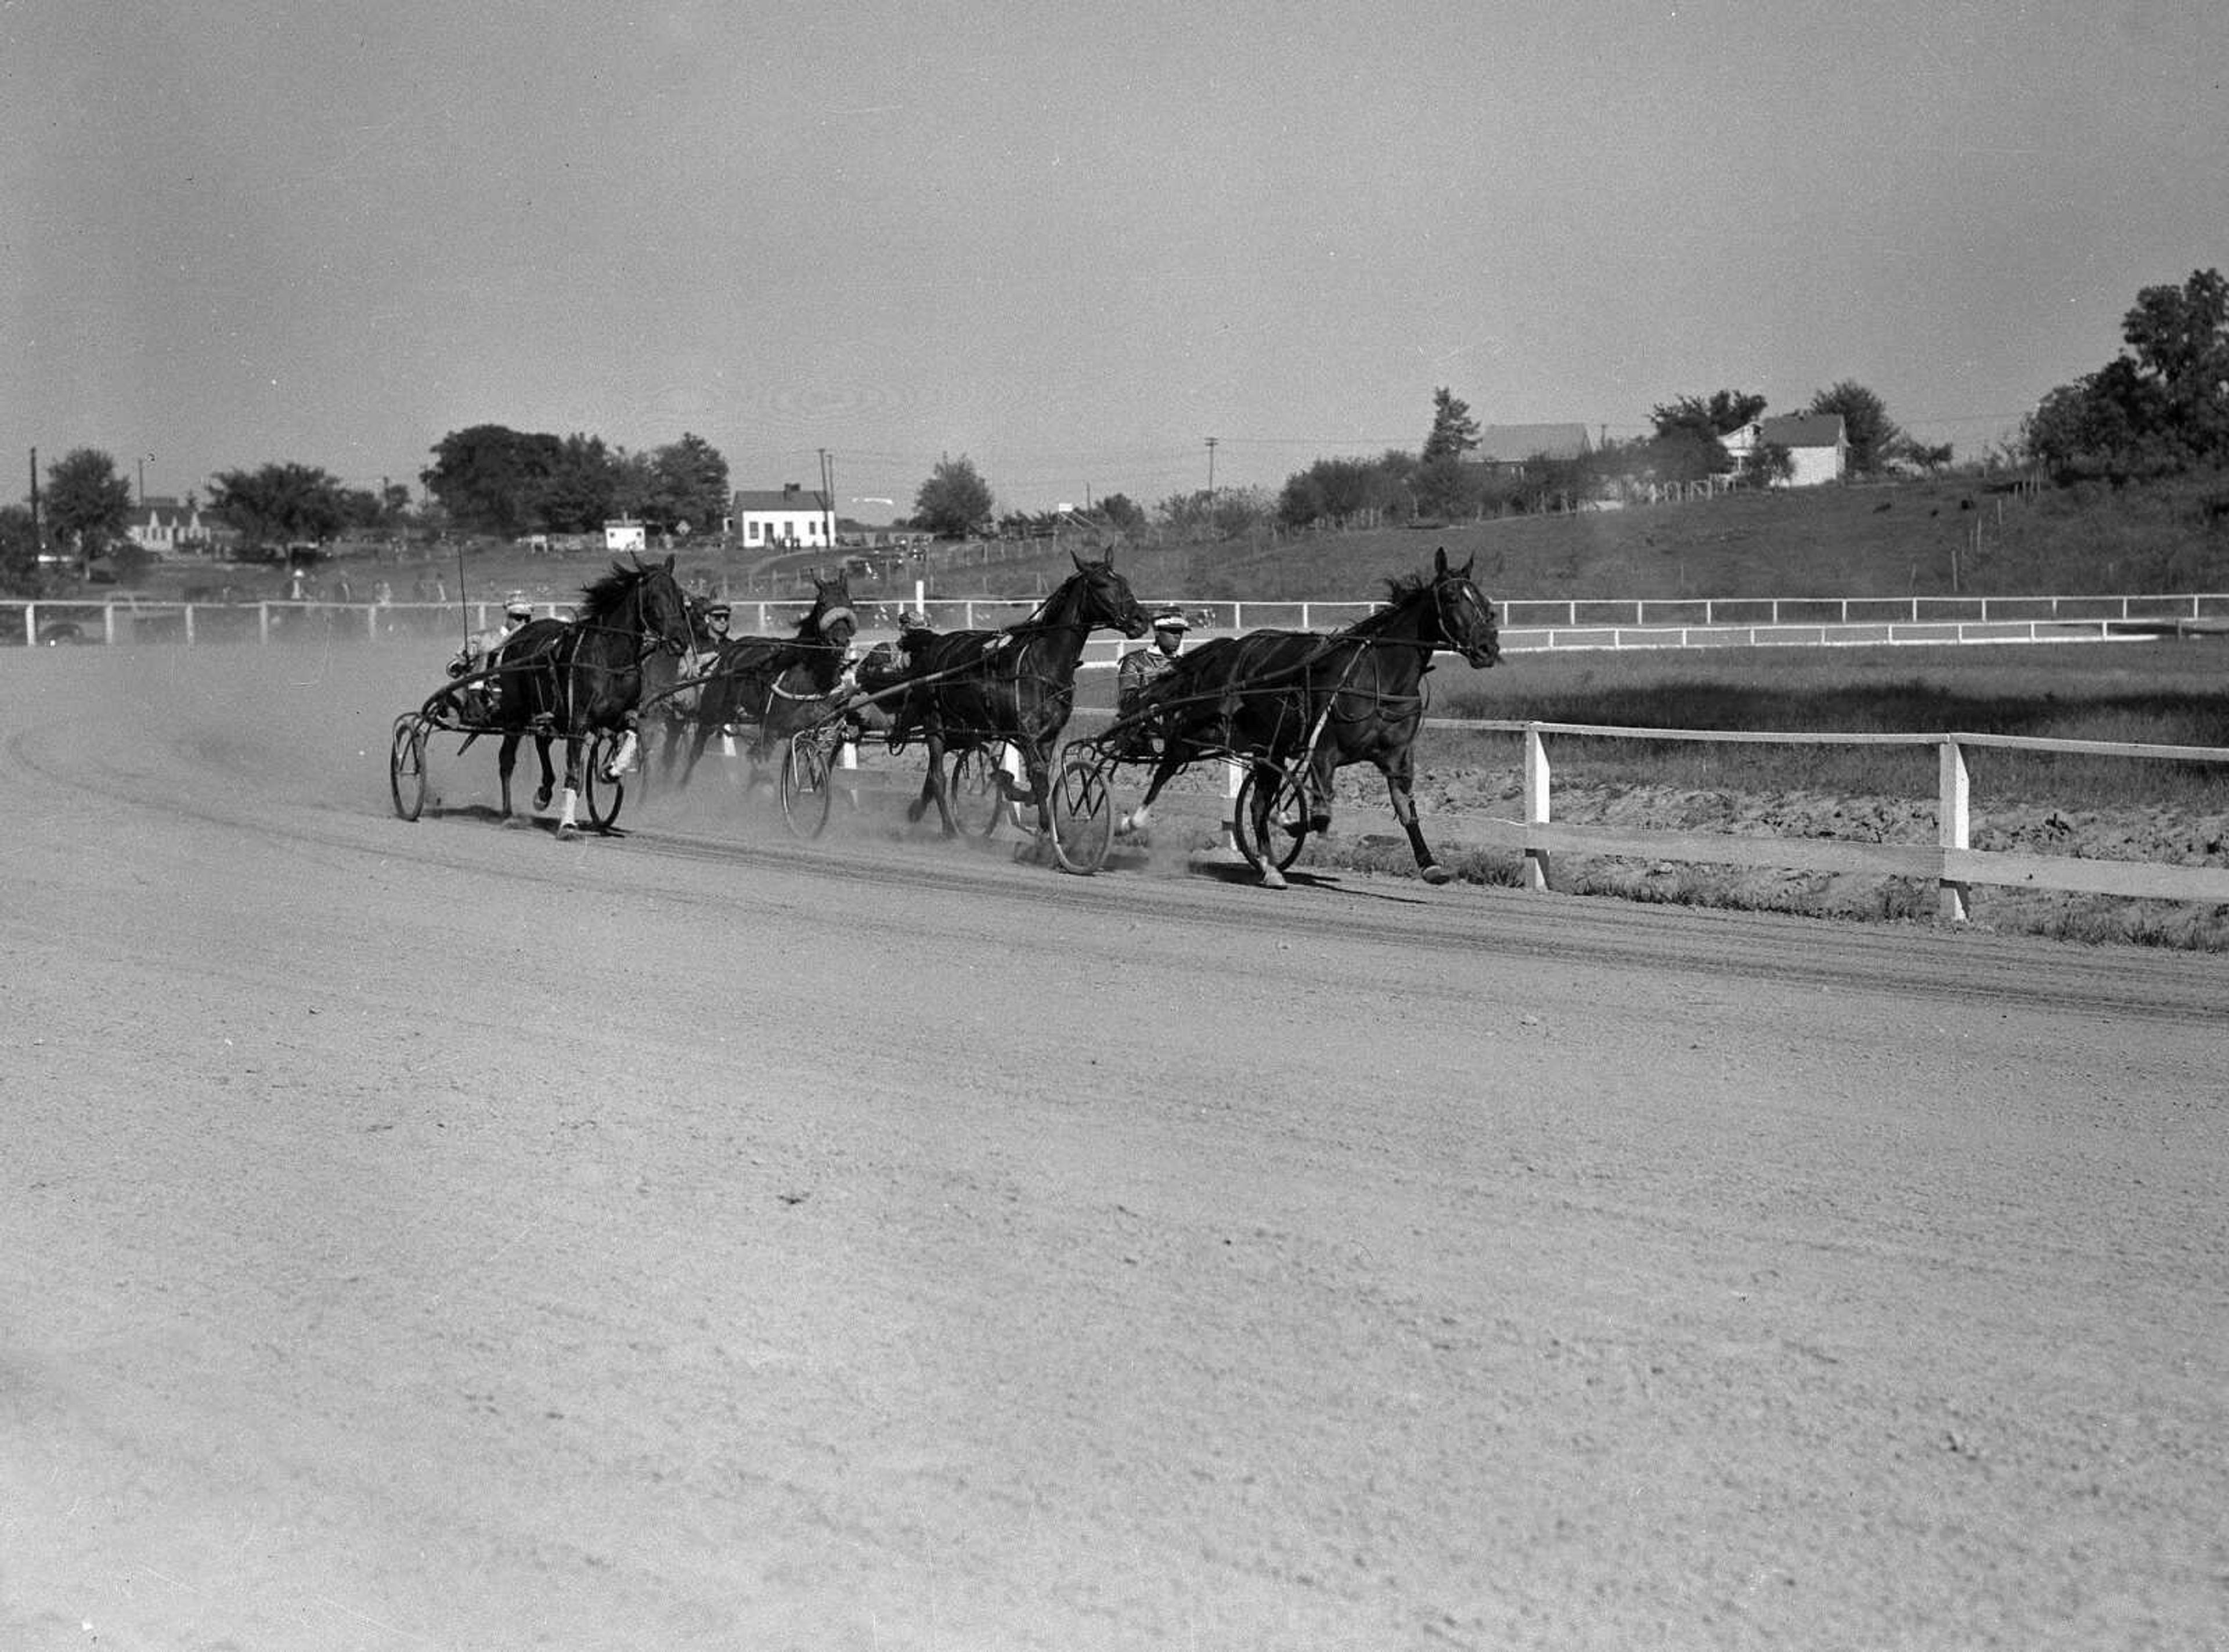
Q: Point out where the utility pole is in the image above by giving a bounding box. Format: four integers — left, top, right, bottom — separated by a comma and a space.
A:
817, 448, 835, 547
28, 448, 41, 554
1204, 436, 1218, 495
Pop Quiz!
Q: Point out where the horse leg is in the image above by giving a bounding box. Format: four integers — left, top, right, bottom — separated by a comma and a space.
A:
676, 717, 714, 791
1251, 762, 1293, 890
604, 713, 640, 780
907, 733, 944, 828
1016, 744, 1056, 857
1384, 752, 1451, 885
555, 737, 585, 837
1117, 747, 1184, 837
533, 735, 556, 811
1302, 749, 1336, 835
497, 734, 520, 821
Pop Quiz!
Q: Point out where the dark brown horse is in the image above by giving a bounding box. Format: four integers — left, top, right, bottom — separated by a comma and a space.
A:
661, 573, 857, 787
901, 550, 1149, 845
480, 556, 694, 835
1117, 547, 1499, 887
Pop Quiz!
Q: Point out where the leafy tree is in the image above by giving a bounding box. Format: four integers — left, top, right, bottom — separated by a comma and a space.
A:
1741, 442, 1795, 488
1277, 457, 1398, 529
0, 503, 42, 596
1413, 454, 1487, 518
208, 462, 352, 549
2117, 268, 2229, 461
912, 455, 994, 538
1651, 389, 1767, 445
1422, 388, 1481, 464
421, 425, 565, 538
1807, 380, 1903, 476
1092, 492, 1146, 536
649, 432, 730, 536
537, 434, 619, 533
2023, 358, 2182, 482
1639, 428, 1727, 485
44, 449, 132, 567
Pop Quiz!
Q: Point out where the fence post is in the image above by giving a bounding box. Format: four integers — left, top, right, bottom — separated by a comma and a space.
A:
1523, 723, 1552, 891
1938, 737, 1970, 923
258, 603, 271, 645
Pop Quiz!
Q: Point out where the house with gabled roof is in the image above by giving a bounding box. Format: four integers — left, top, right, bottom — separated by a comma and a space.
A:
1722, 414, 1846, 487
123, 496, 235, 556
731, 482, 834, 551
1470, 423, 1593, 475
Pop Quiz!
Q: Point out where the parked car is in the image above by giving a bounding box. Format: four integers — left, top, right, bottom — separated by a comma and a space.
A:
37, 621, 90, 645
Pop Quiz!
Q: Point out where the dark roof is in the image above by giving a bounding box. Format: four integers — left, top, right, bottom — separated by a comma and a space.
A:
1470, 423, 1593, 464
1759, 414, 1845, 450
732, 488, 830, 513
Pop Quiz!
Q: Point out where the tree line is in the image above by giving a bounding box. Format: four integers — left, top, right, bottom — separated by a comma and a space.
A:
2022, 269, 2229, 484
7, 269, 2221, 597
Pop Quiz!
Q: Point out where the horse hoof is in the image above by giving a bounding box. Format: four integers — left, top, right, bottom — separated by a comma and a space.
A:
556, 820, 579, 839
535, 788, 554, 810
1422, 864, 1452, 886
906, 800, 928, 825
1260, 867, 1288, 890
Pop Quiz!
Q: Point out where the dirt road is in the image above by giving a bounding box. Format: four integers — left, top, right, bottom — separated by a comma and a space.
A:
5, 645, 2224, 1650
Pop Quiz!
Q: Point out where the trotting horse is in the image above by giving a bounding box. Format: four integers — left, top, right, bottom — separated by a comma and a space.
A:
1117, 547, 1499, 888
902, 549, 1149, 846
659, 573, 857, 788
482, 556, 694, 835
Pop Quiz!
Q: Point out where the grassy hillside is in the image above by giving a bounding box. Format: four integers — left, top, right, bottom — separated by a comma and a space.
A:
1066, 472, 2229, 605
105, 472, 2229, 609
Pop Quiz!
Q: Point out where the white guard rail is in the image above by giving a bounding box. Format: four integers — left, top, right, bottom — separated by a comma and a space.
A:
1429, 719, 2229, 922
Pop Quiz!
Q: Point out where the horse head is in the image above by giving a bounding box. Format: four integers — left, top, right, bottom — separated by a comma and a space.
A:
1428, 547, 1500, 669
807, 571, 858, 655
1068, 547, 1150, 640
634, 555, 696, 657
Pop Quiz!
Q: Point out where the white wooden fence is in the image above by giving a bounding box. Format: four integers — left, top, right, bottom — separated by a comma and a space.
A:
1433, 719, 2229, 921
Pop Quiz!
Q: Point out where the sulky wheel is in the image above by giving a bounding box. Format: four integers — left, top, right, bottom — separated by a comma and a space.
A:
583, 729, 627, 830
780, 733, 833, 838
1048, 756, 1114, 875
389, 715, 430, 821
1234, 761, 1310, 875
950, 744, 1019, 837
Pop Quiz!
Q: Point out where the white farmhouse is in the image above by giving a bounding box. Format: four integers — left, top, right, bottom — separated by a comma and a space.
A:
604, 518, 648, 554
731, 483, 834, 552
1723, 414, 1847, 487
124, 497, 232, 556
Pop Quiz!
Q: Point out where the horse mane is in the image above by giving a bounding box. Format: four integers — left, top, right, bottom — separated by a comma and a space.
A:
576, 560, 650, 623
1328, 567, 1435, 641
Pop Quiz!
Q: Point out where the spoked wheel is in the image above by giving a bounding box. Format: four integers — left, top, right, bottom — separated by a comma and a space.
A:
950, 744, 1020, 837
780, 734, 834, 837
1234, 762, 1311, 875
583, 729, 627, 830
1048, 757, 1114, 875
389, 715, 430, 821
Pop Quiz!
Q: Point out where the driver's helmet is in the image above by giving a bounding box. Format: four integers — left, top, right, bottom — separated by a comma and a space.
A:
1151, 607, 1189, 634
704, 602, 731, 626
898, 609, 930, 633
504, 594, 533, 621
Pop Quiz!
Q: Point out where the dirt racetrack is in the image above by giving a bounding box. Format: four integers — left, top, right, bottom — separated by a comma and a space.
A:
5, 641, 2226, 1651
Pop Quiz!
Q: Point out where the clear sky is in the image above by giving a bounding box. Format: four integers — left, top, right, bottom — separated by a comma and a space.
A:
6, 0, 2225, 518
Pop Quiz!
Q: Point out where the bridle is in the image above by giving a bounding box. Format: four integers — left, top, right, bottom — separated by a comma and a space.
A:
1430, 575, 1499, 668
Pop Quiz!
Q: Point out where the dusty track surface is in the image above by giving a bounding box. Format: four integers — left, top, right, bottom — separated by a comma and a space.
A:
5, 645, 2226, 1651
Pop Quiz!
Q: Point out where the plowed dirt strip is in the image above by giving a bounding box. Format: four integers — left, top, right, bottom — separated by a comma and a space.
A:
4, 646, 2224, 1651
